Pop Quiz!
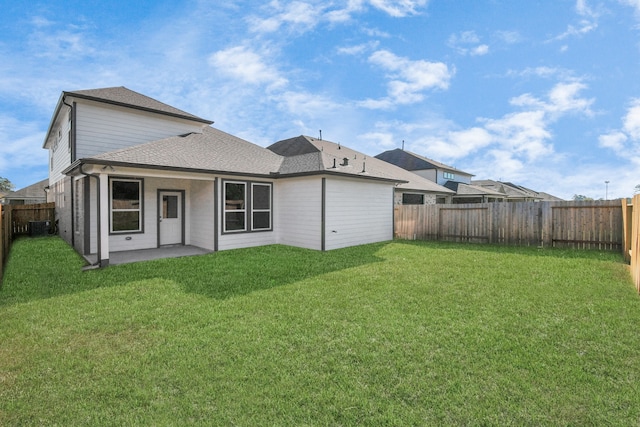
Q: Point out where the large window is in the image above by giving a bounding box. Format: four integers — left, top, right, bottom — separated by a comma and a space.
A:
252, 183, 271, 230
224, 181, 246, 232
223, 180, 272, 233
444, 171, 455, 180
402, 193, 424, 205
110, 178, 142, 233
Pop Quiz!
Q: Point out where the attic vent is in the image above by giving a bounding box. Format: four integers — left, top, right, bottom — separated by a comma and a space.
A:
341, 157, 349, 166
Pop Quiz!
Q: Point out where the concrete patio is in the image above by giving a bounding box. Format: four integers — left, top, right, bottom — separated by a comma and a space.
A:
83, 245, 212, 267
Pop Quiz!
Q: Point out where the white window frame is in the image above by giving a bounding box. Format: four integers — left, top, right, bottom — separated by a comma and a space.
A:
251, 182, 272, 231
223, 181, 247, 233
110, 178, 143, 234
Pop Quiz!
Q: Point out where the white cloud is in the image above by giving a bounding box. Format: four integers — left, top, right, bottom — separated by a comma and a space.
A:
482, 110, 553, 161
448, 31, 489, 56
593, 99, 640, 171
208, 45, 288, 89
549, 0, 599, 42
368, 0, 429, 17
495, 30, 522, 44
361, 49, 452, 109
0, 115, 48, 173
337, 41, 379, 55
471, 44, 489, 56
248, 1, 323, 33
547, 81, 594, 115
510, 66, 573, 79
620, 0, 640, 18
275, 90, 343, 118
250, 0, 429, 33
360, 131, 397, 149
509, 81, 593, 116
623, 99, 640, 139
598, 131, 627, 152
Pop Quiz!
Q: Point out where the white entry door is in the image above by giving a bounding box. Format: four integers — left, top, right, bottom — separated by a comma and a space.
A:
159, 191, 183, 245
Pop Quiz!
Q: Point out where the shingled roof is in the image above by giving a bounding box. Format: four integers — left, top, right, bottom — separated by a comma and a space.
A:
269, 136, 455, 193
1, 178, 49, 203
375, 148, 473, 176
66, 86, 213, 124
66, 127, 283, 177
444, 181, 505, 197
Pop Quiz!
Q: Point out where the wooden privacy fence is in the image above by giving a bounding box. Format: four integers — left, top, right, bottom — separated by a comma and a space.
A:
622, 195, 640, 292
395, 200, 624, 251
0, 202, 55, 282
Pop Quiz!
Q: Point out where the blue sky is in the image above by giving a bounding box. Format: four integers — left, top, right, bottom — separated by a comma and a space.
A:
1, 0, 639, 199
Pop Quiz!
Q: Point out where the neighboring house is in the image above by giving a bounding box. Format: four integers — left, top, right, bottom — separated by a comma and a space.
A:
375, 148, 474, 186
537, 192, 564, 202
442, 181, 506, 204
44, 86, 442, 267
471, 180, 544, 202
0, 179, 48, 205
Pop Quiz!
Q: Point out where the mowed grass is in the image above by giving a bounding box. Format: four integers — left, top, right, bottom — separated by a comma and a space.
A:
1, 237, 639, 425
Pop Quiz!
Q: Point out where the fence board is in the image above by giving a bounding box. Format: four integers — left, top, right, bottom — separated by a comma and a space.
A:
631, 195, 640, 292
395, 200, 624, 251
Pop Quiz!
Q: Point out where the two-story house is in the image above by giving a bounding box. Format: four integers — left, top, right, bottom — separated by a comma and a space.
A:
375, 148, 506, 203
44, 87, 452, 267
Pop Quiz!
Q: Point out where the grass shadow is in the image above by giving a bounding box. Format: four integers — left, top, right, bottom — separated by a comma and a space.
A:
392, 238, 626, 263
0, 236, 387, 306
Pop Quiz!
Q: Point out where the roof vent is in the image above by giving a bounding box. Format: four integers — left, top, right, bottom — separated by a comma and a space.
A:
341, 157, 349, 166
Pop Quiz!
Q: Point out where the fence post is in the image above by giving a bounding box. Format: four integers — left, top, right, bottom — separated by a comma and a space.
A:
0, 204, 3, 282
622, 198, 632, 263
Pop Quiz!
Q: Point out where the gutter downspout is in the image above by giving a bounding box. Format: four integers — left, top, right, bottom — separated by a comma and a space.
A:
80, 164, 102, 267
61, 97, 75, 247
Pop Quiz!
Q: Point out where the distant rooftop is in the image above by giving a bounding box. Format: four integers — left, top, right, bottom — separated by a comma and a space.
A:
375, 148, 473, 176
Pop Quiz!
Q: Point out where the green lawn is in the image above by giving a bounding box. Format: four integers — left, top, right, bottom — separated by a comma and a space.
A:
1, 237, 639, 425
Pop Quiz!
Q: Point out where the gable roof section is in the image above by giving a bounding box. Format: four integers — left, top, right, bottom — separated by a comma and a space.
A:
375, 148, 473, 176
44, 86, 213, 149
472, 179, 543, 200
444, 181, 505, 197
269, 136, 454, 193
2, 179, 48, 201
67, 87, 213, 124
66, 127, 283, 177
268, 135, 319, 156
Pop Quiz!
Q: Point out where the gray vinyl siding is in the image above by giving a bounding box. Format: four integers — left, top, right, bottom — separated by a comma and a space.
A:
74, 100, 205, 159
49, 110, 72, 185
275, 177, 322, 250
190, 180, 216, 251
324, 177, 393, 250
51, 176, 73, 245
